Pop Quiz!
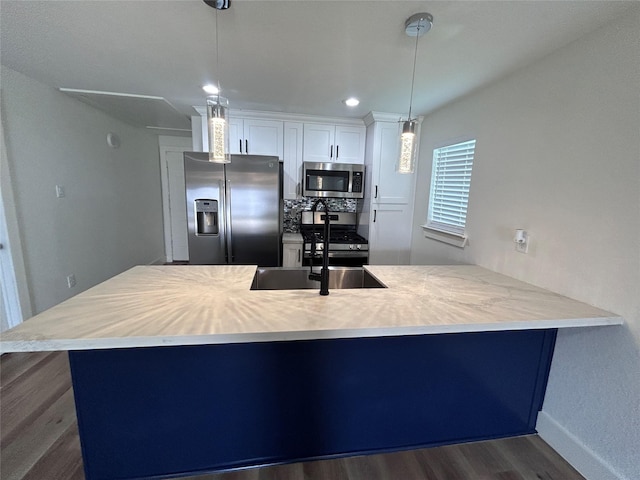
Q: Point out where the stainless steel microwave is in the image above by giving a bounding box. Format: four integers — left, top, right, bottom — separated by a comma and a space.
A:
302, 162, 365, 199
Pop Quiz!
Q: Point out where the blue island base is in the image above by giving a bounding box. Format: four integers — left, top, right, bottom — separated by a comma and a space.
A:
69, 329, 557, 480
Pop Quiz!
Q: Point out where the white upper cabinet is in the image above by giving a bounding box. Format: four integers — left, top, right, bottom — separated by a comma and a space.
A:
334, 126, 366, 164
303, 123, 365, 164
371, 121, 415, 205
303, 124, 334, 162
283, 122, 303, 200
190, 111, 366, 198
228, 117, 242, 155
229, 118, 284, 158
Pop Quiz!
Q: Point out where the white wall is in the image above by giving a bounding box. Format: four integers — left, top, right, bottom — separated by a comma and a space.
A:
1, 67, 166, 315
410, 7, 639, 479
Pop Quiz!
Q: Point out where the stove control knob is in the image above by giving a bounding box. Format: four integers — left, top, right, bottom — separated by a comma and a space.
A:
349, 244, 355, 250
317, 244, 323, 251
356, 244, 362, 250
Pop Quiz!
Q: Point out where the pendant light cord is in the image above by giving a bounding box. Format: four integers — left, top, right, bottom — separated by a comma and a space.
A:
215, 9, 221, 106
407, 23, 421, 122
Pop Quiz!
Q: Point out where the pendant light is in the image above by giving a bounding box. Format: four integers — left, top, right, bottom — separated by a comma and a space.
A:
206, 2, 231, 163
206, 94, 230, 163
398, 13, 433, 174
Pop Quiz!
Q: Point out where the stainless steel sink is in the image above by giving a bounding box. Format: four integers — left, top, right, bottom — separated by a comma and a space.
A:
250, 267, 386, 290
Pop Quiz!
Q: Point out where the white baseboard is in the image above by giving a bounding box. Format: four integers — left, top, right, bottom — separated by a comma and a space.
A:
147, 256, 166, 266
536, 411, 626, 480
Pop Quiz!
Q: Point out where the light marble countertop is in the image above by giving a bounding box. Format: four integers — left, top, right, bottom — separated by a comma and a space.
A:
0, 265, 622, 352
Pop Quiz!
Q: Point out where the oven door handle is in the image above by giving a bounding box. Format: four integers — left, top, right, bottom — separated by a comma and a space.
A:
304, 251, 369, 258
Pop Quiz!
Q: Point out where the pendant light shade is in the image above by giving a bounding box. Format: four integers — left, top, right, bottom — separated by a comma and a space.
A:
398, 13, 433, 174
206, 95, 230, 163
399, 120, 417, 174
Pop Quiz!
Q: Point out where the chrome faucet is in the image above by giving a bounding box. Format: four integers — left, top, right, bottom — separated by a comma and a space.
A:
308, 199, 330, 296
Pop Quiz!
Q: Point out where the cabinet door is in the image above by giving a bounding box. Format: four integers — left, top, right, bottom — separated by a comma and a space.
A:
303, 124, 335, 162
228, 117, 243, 155
335, 125, 366, 164
282, 243, 302, 267
373, 122, 414, 204
368, 204, 412, 265
244, 119, 284, 158
283, 122, 303, 200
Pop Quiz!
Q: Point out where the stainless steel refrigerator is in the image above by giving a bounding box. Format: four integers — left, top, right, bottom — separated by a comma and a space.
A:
184, 152, 283, 266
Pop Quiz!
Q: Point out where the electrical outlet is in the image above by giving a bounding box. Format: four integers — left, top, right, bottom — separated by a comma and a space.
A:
56, 185, 65, 198
66, 274, 76, 288
515, 238, 529, 254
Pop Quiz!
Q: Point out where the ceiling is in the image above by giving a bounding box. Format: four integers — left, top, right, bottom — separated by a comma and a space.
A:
0, 1, 633, 134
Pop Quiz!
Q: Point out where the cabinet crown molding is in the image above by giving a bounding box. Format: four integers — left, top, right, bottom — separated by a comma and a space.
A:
364, 111, 403, 125
192, 107, 366, 127
363, 111, 425, 126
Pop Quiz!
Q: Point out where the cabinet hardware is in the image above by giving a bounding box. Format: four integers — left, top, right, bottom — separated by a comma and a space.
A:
375, 185, 378, 199
298, 249, 301, 262
245, 139, 248, 154
336, 145, 339, 159
330, 145, 333, 159
373, 209, 377, 222
239, 139, 242, 153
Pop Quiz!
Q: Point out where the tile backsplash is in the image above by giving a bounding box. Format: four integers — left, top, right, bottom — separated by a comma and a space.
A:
284, 198, 358, 232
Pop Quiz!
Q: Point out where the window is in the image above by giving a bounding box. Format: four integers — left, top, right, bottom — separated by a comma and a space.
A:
426, 139, 476, 239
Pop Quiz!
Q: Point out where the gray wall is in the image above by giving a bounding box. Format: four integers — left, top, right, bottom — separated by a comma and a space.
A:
1, 67, 165, 314
410, 7, 639, 480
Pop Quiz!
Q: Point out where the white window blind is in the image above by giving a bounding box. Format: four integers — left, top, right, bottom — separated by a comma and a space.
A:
427, 139, 476, 237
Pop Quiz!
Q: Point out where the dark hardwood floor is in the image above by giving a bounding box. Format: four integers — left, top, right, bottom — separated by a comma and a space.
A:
1, 351, 586, 480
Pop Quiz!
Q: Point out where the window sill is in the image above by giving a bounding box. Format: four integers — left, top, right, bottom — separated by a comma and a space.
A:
421, 225, 468, 248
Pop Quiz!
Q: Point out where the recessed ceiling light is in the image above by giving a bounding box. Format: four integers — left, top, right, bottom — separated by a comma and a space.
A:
203, 84, 219, 94
344, 97, 360, 107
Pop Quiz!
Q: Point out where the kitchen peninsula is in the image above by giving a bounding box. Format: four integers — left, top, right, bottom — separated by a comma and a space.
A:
1, 265, 622, 480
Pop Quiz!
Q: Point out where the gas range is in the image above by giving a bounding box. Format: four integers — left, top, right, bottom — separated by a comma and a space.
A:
299, 211, 368, 266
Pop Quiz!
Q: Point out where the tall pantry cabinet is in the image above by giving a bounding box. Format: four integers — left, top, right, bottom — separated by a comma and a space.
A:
360, 112, 420, 265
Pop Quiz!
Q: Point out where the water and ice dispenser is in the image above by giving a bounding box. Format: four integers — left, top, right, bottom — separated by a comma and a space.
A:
194, 199, 219, 236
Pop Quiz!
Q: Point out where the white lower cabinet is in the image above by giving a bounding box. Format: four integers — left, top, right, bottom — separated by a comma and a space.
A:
282, 233, 303, 267
368, 204, 413, 265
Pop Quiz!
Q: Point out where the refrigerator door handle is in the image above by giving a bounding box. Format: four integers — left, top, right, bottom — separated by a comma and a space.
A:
216, 179, 227, 263
225, 179, 234, 263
